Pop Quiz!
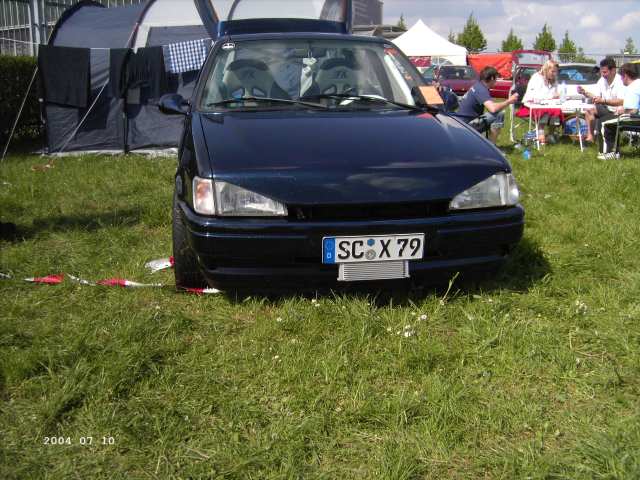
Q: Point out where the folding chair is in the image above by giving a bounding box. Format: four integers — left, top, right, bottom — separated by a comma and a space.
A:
508, 65, 537, 144
614, 114, 640, 155
600, 114, 640, 157
509, 83, 534, 144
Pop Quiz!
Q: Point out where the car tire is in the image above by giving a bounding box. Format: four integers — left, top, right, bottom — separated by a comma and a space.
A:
173, 193, 206, 288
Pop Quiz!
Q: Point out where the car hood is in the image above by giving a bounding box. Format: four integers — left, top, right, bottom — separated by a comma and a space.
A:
196, 110, 509, 205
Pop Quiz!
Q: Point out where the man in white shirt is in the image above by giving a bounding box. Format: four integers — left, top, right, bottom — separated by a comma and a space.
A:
598, 63, 640, 159
580, 57, 626, 142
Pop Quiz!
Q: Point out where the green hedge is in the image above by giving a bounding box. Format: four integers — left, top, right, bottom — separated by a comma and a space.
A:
0, 55, 42, 145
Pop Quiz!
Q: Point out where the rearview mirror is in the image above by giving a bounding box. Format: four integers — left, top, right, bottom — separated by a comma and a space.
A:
159, 94, 189, 116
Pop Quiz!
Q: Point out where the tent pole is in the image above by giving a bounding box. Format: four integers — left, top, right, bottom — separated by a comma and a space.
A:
123, 103, 129, 154
1, 66, 39, 162
56, 81, 109, 154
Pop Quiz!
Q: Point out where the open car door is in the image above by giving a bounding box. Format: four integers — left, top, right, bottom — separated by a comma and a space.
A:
194, 0, 221, 39
195, 0, 352, 37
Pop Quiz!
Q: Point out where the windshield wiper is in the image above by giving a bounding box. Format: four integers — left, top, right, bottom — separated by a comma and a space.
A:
206, 96, 327, 110
301, 93, 437, 113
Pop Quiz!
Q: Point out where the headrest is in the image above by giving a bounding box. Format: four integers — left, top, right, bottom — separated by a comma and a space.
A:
227, 59, 269, 72
320, 58, 359, 71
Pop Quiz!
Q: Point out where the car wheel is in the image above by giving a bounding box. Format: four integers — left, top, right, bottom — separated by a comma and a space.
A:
172, 193, 206, 288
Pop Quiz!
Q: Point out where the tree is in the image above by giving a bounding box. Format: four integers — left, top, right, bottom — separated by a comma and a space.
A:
448, 29, 457, 44
621, 37, 637, 54
533, 23, 556, 52
396, 14, 407, 31
456, 13, 487, 53
574, 47, 595, 63
557, 30, 577, 62
501, 29, 523, 52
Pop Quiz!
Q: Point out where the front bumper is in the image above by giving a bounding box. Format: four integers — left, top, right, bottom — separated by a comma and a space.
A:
178, 200, 525, 289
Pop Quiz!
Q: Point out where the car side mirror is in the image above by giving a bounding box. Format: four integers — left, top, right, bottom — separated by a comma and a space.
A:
159, 94, 189, 116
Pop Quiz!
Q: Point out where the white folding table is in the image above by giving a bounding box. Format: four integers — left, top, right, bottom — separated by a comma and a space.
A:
524, 99, 596, 152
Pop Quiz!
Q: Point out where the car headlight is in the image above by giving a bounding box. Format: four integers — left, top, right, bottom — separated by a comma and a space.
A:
192, 177, 287, 217
449, 172, 520, 210
193, 177, 215, 215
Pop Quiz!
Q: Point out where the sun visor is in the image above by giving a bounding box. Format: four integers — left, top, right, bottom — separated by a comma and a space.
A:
197, 0, 352, 36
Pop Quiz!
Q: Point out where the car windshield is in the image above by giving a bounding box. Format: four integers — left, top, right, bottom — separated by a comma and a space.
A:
558, 65, 600, 84
439, 66, 476, 80
199, 38, 424, 111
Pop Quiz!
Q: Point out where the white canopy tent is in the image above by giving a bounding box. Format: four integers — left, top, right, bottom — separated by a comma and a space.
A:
393, 19, 468, 65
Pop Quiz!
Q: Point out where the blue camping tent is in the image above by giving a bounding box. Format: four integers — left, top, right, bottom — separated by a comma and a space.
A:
42, 0, 216, 153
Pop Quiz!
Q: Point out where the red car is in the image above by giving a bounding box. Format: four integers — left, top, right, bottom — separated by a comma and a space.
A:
490, 78, 513, 98
435, 65, 478, 97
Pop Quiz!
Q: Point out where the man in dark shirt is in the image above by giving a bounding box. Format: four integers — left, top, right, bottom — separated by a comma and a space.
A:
457, 66, 519, 144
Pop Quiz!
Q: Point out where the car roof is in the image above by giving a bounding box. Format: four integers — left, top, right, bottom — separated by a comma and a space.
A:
223, 32, 389, 44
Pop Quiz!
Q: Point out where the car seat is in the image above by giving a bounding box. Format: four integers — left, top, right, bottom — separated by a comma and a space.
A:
222, 59, 290, 99
314, 58, 360, 95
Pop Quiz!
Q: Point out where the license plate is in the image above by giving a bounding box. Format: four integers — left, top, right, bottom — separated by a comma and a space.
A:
322, 234, 424, 264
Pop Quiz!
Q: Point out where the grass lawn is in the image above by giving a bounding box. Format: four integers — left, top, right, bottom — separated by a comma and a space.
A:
1, 133, 640, 479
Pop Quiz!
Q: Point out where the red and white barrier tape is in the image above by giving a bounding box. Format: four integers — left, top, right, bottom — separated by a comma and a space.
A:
96, 278, 163, 288
182, 287, 222, 295
67, 274, 95, 286
0, 257, 220, 295
25, 274, 64, 285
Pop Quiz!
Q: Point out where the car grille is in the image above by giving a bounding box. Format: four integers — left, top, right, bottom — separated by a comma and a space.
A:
289, 202, 450, 221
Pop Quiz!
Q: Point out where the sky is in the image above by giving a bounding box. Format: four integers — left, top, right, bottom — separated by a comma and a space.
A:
382, 0, 640, 55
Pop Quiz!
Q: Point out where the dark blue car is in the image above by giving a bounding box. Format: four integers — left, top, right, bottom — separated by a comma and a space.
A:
160, 0, 524, 290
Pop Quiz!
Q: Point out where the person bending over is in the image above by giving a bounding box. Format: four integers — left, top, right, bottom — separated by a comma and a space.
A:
456, 66, 518, 144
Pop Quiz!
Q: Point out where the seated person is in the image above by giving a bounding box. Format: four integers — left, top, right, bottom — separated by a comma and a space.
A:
522, 60, 562, 143
455, 66, 518, 144
598, 63, 640, 159
437, 84, 459, 113
579, 57, 625, 143
523, 60, 560, 102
